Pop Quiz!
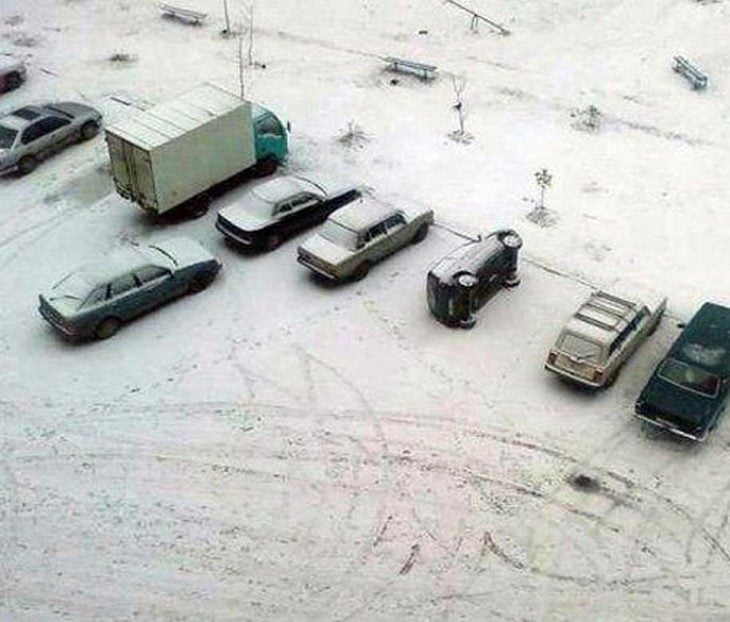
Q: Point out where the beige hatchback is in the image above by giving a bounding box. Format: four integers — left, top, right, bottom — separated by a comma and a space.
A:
545, 288, 667, 389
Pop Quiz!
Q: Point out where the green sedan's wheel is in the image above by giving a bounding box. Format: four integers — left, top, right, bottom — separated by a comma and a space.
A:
17, 155, 37, 175
411, 223, 429, 244
352, 261, 370, 281
80, 120, 100, 141
188, 270, 215, 294
95, 317, 122, 340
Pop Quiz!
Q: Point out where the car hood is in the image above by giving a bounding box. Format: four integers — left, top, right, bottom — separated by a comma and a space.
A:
50, 102, 100, 120
218, 203, 271, 232
639, 374, 718, 427
148, 238, 218, 270
299, 234, 353, 265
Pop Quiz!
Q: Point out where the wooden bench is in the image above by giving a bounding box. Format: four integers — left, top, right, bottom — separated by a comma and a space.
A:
157, 3, 207, 25
673, 56, 707, 90
384, 56, 438, 81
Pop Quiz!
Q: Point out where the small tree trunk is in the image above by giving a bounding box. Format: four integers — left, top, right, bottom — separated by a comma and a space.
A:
223, 0, 231, 33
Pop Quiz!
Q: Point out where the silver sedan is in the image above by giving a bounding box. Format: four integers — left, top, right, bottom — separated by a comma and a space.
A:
0, 102, 102, 175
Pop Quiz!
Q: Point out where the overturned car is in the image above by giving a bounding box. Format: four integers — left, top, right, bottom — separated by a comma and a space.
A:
427, 229, 522, 328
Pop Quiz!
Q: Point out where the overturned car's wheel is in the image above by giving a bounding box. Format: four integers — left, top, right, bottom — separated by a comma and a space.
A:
95, 317, 122, 340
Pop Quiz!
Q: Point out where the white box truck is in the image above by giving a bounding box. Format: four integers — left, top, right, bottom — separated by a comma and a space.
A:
105, 83, 288, 216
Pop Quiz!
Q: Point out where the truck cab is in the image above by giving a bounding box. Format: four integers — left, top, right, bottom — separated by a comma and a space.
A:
253, 105, 288, 168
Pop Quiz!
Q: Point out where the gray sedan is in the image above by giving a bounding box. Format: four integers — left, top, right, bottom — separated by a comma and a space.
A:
0, 102, 102, 175
39, 238, 222, 340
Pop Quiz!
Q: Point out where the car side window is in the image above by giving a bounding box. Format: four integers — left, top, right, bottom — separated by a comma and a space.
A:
42, 116, 71, 133
384, 213, 406, 229
109, 273, 138, 298
83, 286, 107, 307
609, 309, 648, 355
136, 265, 170, 284
365, 222, 387, 243
289, 193, 317, 210
21, 121, 44, 144
276, 200, 293, 215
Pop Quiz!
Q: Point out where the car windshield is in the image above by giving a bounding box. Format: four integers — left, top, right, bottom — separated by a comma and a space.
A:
319, 220, 357, 251
559, 333, 603, 363
0, 124, 17, 149
49, 272, 95, 309
658, 358, 720, 398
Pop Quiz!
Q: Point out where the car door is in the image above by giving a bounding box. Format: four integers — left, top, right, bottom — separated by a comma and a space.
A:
362, 219, 391, 262
107, 273, 143, 320
382, 212, 409, 254
21, 117, 71, 157
133, 265, 176, 313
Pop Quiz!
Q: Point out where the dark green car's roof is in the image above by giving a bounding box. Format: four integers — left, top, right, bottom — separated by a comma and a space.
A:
670, 302, 730, 376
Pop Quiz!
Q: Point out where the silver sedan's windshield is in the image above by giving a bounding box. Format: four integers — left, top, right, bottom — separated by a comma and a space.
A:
319, 221, 357, 251
0, 124, 17, 149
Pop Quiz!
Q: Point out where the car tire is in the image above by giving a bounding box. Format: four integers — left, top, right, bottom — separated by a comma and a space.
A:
503, 273, 521, 288
352, 261, 371, 281
411, 223, 429, 244
95, 317, 122, 340
188, 270, 215, 294
5, 72, 22, 91
80, 120, 100, 141
254, 157, 278, 178
17, 155, 37, 175
265, 233, 283, 252
603, 369, 619, 389
188, 193, 211, 218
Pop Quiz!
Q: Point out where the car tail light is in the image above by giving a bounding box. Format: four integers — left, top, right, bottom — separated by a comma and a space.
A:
593, 369, 604, 382
547, 351, 557, 365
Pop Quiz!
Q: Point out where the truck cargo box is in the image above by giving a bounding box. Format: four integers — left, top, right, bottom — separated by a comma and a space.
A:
105, 83, 256, 214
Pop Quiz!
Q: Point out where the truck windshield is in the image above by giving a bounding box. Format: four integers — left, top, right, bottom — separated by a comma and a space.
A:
0, 124, 17, 149
658, 358, 720, 398
559, 333, 603, 363
320, 221, 357, 251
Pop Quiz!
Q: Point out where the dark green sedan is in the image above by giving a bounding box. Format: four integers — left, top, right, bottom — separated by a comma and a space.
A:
635, 302, 730, 441
39, 237, 221, 340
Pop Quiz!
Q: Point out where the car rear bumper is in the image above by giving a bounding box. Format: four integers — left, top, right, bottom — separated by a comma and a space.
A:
38, 305, 83, 339
544, 362, 603, 389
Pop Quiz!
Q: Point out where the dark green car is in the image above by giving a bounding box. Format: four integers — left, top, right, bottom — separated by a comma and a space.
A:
39, 237, 221, 340
635, 302, 730, 441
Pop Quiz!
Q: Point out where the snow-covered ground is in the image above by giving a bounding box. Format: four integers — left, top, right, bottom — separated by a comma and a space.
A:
1, 0, 729, 619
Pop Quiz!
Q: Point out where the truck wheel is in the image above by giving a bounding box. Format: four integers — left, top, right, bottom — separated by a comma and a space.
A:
80, 120, 100, 141
265, 233, 282, 251
4, 72, 22, 91
17, 155, 37, 175
188, 193, 211, 218
95, 317, 122, 340
188, 270, 215, 294
411, 223, 429, 244
254, 157, 278, 178
352, 261, 370, 281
